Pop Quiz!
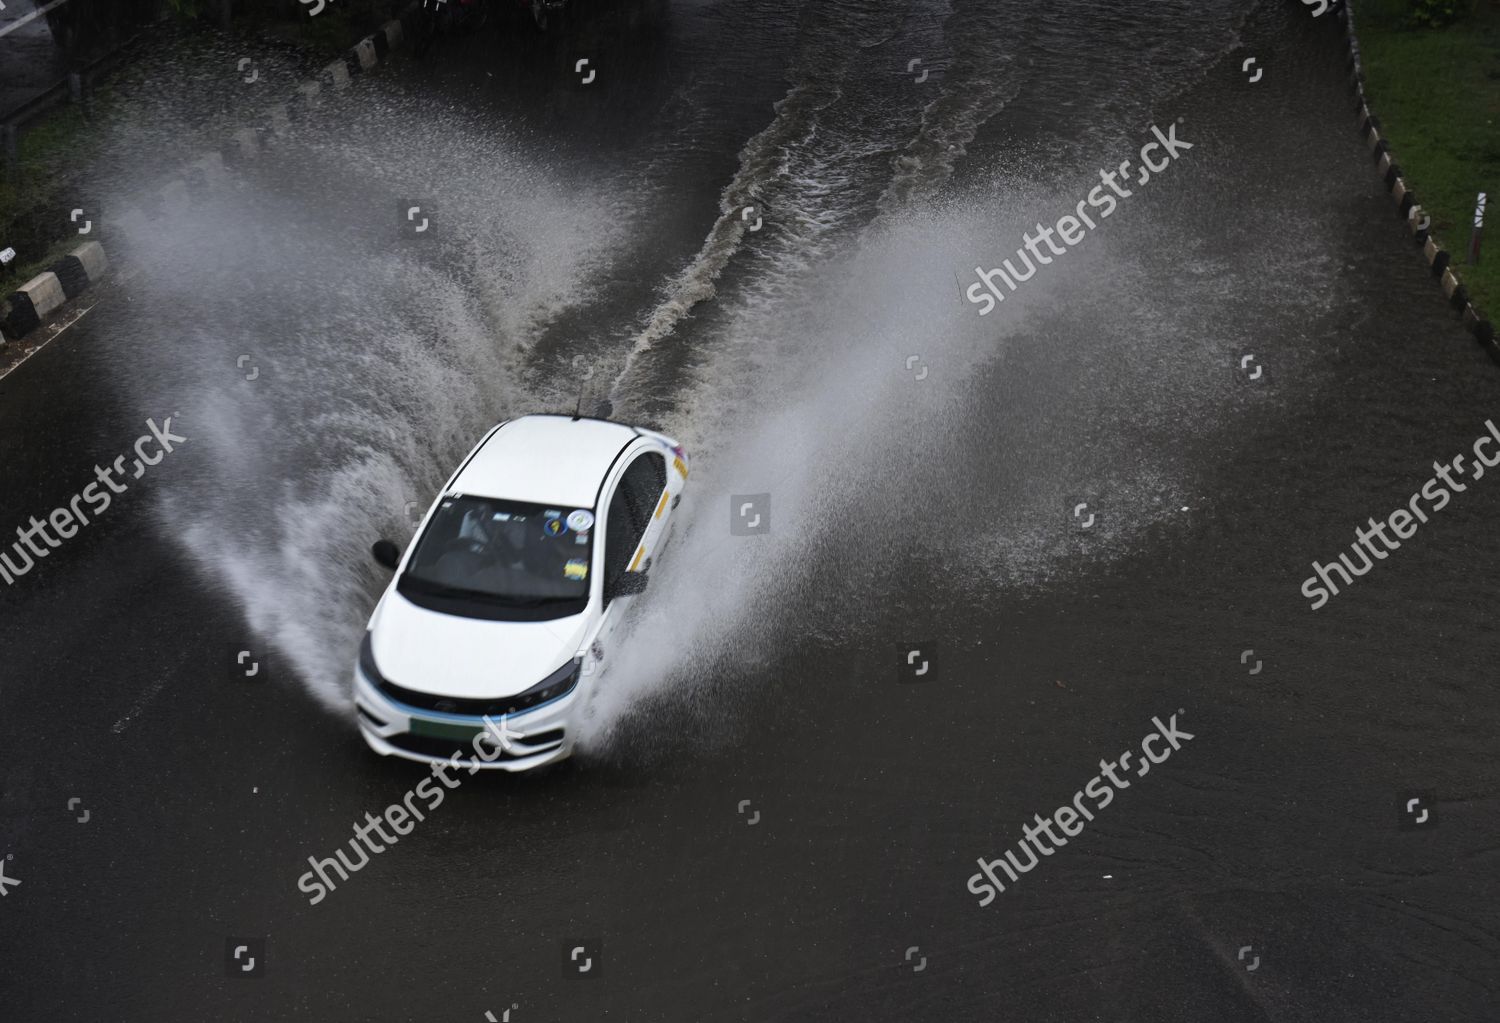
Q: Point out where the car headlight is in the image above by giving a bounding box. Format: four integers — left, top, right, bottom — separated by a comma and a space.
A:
503, 657, 582, 714
359, 631, 385, 685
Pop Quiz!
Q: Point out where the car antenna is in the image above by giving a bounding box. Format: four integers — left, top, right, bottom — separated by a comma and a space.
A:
573, 378, 586, 420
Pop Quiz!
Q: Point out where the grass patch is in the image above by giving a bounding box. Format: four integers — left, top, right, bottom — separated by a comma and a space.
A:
0, 102, 105, 291
1356, 2, 1500, 313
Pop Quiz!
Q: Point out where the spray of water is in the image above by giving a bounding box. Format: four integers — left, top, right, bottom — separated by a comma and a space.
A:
574, 0, 1297, 757
107, 85, 641, 713
98, 0, 1326, 757
582, 159, 1342, 755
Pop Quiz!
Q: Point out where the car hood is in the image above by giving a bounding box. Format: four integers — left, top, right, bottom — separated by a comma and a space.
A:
368, 591, 590, 699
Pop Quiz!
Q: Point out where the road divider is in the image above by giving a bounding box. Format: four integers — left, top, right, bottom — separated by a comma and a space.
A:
2, 9, 412, 346
1339, 3, 1495, 357
101, 13, 409, 248
0, 241, 107, 343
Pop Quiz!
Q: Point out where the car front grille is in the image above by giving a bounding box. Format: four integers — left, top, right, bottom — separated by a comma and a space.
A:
385, 730, 564, 763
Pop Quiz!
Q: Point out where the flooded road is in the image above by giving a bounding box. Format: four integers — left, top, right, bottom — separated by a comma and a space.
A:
2, 1, 1497, 1019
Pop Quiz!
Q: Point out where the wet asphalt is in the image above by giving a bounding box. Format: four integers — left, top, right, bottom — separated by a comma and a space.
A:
2, 1, 1499, 1020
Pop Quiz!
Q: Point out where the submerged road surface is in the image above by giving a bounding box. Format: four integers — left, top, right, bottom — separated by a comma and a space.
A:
2, 1, 1498, 1020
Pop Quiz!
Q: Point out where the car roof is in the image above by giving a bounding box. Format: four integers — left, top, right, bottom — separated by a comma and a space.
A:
448, 415, 640, 508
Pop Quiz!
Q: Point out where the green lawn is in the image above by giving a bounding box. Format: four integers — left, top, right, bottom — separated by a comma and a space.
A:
1356, 1, 1500, 314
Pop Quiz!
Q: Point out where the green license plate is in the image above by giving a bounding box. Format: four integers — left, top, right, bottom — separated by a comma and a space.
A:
410, 717, 483, 743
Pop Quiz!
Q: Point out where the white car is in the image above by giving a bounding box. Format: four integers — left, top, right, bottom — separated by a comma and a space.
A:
355, 414, 689, 771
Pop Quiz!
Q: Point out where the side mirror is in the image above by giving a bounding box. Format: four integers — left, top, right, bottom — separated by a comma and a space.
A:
606, 572, 648, 598
371, 540, 401, 571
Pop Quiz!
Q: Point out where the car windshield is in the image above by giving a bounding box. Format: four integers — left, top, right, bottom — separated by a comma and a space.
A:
399, 495, 595, 613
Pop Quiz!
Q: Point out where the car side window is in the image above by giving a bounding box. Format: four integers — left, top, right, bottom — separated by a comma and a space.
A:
621, 452, 667, 528
603, 484, 636, 598
602, 453, 666, 601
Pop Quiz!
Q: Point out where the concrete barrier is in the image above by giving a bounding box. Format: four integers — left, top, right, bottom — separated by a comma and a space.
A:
72, 241, 107, 281
355, 38, 379, 71
325, 58, 352, 91
93, 4, 418, 259
7, 273, 67, 338
2, 2, 419, 348
1, 242, 109, 343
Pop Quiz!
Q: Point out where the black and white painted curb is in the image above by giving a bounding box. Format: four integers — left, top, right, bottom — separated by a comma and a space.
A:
0, 14, 411, 345
0, 242, 108, 343
1342, 2, 1496, 356
110, 16, 409, 241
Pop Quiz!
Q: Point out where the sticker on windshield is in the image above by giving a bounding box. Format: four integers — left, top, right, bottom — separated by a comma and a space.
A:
564, 558, 589, 581
543, 518, 566, 538
567, 509, 595, 532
